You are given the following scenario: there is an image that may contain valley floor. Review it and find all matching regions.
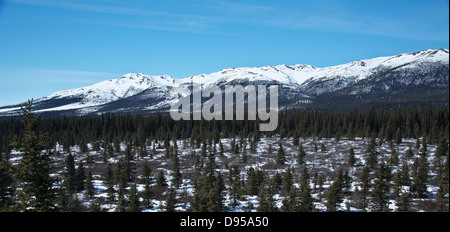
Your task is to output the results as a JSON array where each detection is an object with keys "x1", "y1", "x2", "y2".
[{"x1": 7, "y1": 135, "x2": 447, "y2": 212}]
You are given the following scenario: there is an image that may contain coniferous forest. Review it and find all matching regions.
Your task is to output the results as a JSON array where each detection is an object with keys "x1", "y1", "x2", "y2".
[{"x1": 0, "y1": 101, "x2": 448, "y2": 212}]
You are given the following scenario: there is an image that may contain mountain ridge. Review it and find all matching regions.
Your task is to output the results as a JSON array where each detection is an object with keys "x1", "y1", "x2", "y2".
[{"x1": 0, "y1": 49, "x2": 448, "y2": 117}]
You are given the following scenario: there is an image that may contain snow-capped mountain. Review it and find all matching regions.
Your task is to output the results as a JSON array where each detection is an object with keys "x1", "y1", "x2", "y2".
[
  {"x1": 0, "y1": 49, "x2": 448, "y2": 117},
  {"x1": 300, "y1": 48, "x2": 449, "y2": 96}
]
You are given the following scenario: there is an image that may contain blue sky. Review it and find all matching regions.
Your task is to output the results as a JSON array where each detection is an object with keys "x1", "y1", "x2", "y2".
[{"x1": 0, "y1": 0, "x2": 448, "y2": 106}]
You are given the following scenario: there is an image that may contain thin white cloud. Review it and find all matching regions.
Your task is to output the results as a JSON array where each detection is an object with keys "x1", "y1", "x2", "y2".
[
  {"x1": 6, "y1": 0, "x2": 449, "y2": 41},
  {"x1": 7, "y1": 0, "x2": 154, "y2": 16},
  {"x1": 7, "y1": 0, "x2": 228, "y2": 34}
]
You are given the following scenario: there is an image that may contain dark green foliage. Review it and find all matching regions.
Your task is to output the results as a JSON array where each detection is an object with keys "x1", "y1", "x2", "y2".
[
  {"x1": 0, "y1": 161, "x2": 14, "y2": 210},
  {"x1": 348, "y1": 148, "x2": 356, "y2": 167},
  {"x1": 104, "y1": 164, "x2": 116, "y2": 202},
  {"x1": 1, "y1": 107, "x2": 448, "y2": 153},
  {"x1": 366, "y1": 136, "x2": 379, "y2": 169},
  {"x1": 191, "y1": 170, "x2": 226, "y2": 212},
  {"x1": 86, "y1": 171, "x2": 95, "y2": 199},
  {"x1": 298, "y1": 167, "x2": 314, "y2": 212},
  {"x1": 165, "y1": 187, "x2": 177, "y2": 212},
  {"x1": 371, "y1": 162, "x2": 392, "y2": 212},
  {"x1": 172, "y1": 151, "x2": 182, "y2": 188},
  {"x1": 297, "y1": 143, "x2": 306, "y2": 165},
  {"x1": 156, "y1": 170, "x2": 167, "y2": 187},
  {"x1": 64, "y1": 152, "x2": 76, "y2": 193},
  {"x1": 246, "y1": 167, "x2": 265, "y2": 196},
  {"x1": 411, "y1": 154, "x2": 429, "y2": 198},
  {"x1": 276, "y1": 142, "x2": 286, "y2": 166},
  {"x1": 358, "y1": 166, "x2": 371, "y2": 212},
  {"x1": 75, "y1": 160, "x2": 86, "y2": 192},
  {"x1": 0, "y1": 105, "x2": 448, "y2": 212},
  {"x1": 128, "y1": 184, "x2": 140, "y2": 212},
  {"x1": 326, "y1": 172, "x2": 344, "y2": 212},
  {"x1": 13, "y1": 100, "x2": 55, "y2": 211}
]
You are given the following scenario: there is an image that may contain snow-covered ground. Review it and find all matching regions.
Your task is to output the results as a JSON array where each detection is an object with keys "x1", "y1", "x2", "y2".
[{"x1": 7, "y1": 135, "x2": 444, "y2": 212}]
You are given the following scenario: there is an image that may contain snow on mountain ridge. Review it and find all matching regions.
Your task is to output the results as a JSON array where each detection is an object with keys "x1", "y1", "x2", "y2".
[{"x1": 0, "y1": 49, "x2": 447, "y2": 116}]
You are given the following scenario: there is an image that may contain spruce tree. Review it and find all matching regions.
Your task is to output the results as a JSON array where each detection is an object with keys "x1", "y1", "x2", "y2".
[
  {"x1": 104, "y1": 164, "x2": 116, "y2": 202},
  {"x1": 208, "y1": 172, "x2": 226, "y2": 212},
  {"x1": 297, "y1": 143, "x2": 306, "y2": 165},
  {"x1": 86, "y1": 170, "x2": 95, "y2": 199},
  {"x1": 141, "y1": 162, "x2": 154, "y2": 208},
  {"x1": 0, "y1": 161, "x2": 14, "y2": 210},
  {"x1": 64, "y1": 152, "x2": 76, "y2": 193},
  {"x1": 281, "y1": 187, "x2": 299, "y2": 212},
  {"x1": 165, "y1": 187, "x2": 177, "y2": 212},
  {"x1": 348, "y1": 148, "x2": 356, "y2": 167},
  {"x1": 358, "y1": 166, "x2": 371, "y2": 212},
  {"x1": 371, "y1": 162, "x2": 392, "y2": 212},
  {"x1": 156, "y1": 170, "x2": 167, "y2": 187},
  {"x1": 326, "y1": 178, "x2": 343, "y2": 212},
  {"x1": 257, "y1": 183, "x2": 275, "y2": 212},
  {"x1": 128, "y1": 184, "x2": 140, "y2": 212},
  {"x1": 281, "y1": 168, "x2": 293, "y2": 196},
  {"x1": 172, "y1": 152, "x2": 182, "y2": 188},
  {"x1": 276, "y1": 142, "x2": 286, "y2": 166},
  {"x1": 14, "y1": 100, "x2": 54, "y2": 211},
  {"x1": 366, "y1": 136, "x2": 379, "y2": 169},
  {"x1": 411, "y1": 155, "x2": 428, "y2": 198},
  {"x1": 298, "y1": 167, "x2": 314, "y2": 212},
  {"x1": 75, "y1": 160, "x2": 86, "y2": 192},
  {"x1": 396, "y1": 192, "x2": 412, "y2": 212}
]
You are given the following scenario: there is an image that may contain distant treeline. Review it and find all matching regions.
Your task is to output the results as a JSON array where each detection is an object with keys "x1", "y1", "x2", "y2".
[{"x1": 0, "y1": 106, "x2": 448, "y2": 154}]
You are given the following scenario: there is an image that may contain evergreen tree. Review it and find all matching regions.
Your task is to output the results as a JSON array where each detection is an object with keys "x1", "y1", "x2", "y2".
[
  {"x1": 208, "y1": 172, "x2": 226, "y2": 212},
  {"x1": 141, "y1": 162, "x2": 153, "y2": 209},
  {"x1": 281, "y1": 168, "x2": 293, "y2": 196},
  {"x1": 0, "y1": 161, "x2": 14, "y2": 210},
  {"x1": 172, "y1": 152, "x2": 182, "y2": 188},
  {"x1": 86, "y1": 171, "x2": 95, "y2": 199},
  {"x1": 326, "y1": 177, "x2": 343, "y2": 212},
  {"x1": 389, "y1": 148, "x2": 399, "y2": 167},
  {"x1": 411, "y1": 155, "x2": 428, "y2": 198},
  {"x1": 276, "y1": 142, "x2": 286, "y2": 166},
  {"x1": 358, "y1": 166, "x2": 371, "y2": 212},
  {"x1": 297, "y1": 143, "x2": 307, "y2": 165},
  {"x1": 104, "y1": 164, "x2": 116, "y2": 202},
  {"x1": 348, "y1": 148, "x2": 356, "y2": 167},
  {"x1": 406, "y1": 146, "x2": 415, "y2": 159},
  {"x1": 219, "y1": 140, "x2": 224, "y2": 156},
  {"x1": 394, "y1": 128, "x2": 402, "y2": 144},
  {"x1": 298, "y1": 167, "x2": 314, "y2": 212},
  {"x1": 75, "y1": 160, "x2": 86, "y2": 192},
  {"x1": 257, "y1": 182, "x2": 275, "y2": 212},
  {"x1": 396, "y1": 192, "x2": 412, "y2": 212},
  {"x1": 64, "y1": 152, "x2": 76, "y2": 193},
  {"x1": 246, "y1": 167, "x2": 264, "y2": 196},
  {"x1": 371, "y1": 162, "x2": 392, "y2": 212},
  {"x1": 366, "y1": 136, "x2": 379, "y2": 169},
  {"x1": 436, "y1": 154, "x2": 449, "y2": 211},
  {"x1": 127, "y1": 184, "x2": 140, "y2": 212},
  {"x1": 165, "y1": 187, "x2": 177, "y2": 212},
  {"x1": 281, "y1": 187, "x2": 299, "y2": 212},
  {"x1": 156, "y1": 170, "x2": 167, "y2": 187},
  {"x1": 14, "y1": 100, "x2": 54, "y2": 211},
  {"x1": 228, "y1": 165, "x2": 242, "y2": 206}
]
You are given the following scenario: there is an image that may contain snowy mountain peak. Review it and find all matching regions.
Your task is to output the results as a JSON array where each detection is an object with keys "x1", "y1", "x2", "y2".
[
  {"x1": 120, "y1": 73, "x2": 177, "y2": 87},
  {"x1": 0, "y1": 49, "x2": 447, "y2": 117}
]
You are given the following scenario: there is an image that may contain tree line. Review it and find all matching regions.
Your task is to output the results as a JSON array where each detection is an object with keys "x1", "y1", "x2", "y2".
[
  {"x1": 1, "y1": 106, "x2": 448, "y2": 156},
  {"x1": 0, "y1": 102, "x2": 448, "y2": 212}
]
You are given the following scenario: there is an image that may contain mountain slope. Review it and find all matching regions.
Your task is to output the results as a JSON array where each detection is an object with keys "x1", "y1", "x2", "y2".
[{"x1": 0, "y1": 49, "x2": 448, "y2": 117}]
